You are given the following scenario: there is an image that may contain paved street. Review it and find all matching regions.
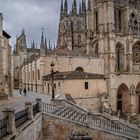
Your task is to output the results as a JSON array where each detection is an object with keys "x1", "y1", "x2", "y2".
[{"x1": 0, "y1": 90, "x2": 51, "y2": 119}]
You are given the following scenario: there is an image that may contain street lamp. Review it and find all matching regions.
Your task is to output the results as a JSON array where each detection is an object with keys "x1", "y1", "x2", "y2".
[{"x1": 50, "y1": 62, "x2": 55, "y2": 99}]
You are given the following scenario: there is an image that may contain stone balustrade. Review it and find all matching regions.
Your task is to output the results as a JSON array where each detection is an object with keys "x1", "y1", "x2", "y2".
[{"x1": 42, "y1": 101, "x2": 139, "y2": 140}]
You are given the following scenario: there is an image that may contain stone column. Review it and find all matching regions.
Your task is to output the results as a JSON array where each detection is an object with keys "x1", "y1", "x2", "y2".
[
  {"x1": 25, "y1": 102, "x2": 33, "y2": 120},
  {"x1": 36, "y1": 98, "x2": 42, "y2": 112},
  {"x1": 2, "y1": 108, "x2": 16, "y2": 135}
]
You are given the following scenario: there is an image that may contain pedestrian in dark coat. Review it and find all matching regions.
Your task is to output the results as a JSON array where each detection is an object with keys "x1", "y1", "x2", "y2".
[{"x1": 23, "y1": 88, "x2": 27, "y2": 96}]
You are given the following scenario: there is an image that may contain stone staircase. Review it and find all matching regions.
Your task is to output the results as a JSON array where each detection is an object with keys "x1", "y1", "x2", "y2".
[
  {"x1": 42, "y1": 103, "x2": 86, "y2": 124},
  {"x1": 42, "y1": 102, "x2": 139, "y2": 140}
]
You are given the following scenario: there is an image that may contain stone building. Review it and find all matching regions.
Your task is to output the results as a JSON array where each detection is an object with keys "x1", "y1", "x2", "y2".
[
  {"x1": 20, "y1": 0, "x2": 140, "y2": 117},
  {"x1": 0, "y1": 13, "x2": 12, "y2": 99},
  {"x1": 13, "y1": 30, "x2": 40, "y2": 89}
]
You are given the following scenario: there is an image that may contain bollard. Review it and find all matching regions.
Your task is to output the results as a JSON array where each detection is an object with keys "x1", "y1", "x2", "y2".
[
  {"x1": 25, "y1": 102, "x2": 33, "y2": 120},
  {"x1": 36, "y1": 98, "x2": 42, "y2": 112},
  {"x1": 3, "y1": 108, "x2": 16, "y2": 135}
]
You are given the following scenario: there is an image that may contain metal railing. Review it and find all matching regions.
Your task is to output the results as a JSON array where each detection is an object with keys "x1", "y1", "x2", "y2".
[
  {"x1": 0, "y1": 118, "x2": 8, "y2": 138},
  {"x1": 33, "y1": 103, "x2": 39, "y2": 116},
  {"x1": 15, "y1": 108, "x2": 28, "y2": 128}
]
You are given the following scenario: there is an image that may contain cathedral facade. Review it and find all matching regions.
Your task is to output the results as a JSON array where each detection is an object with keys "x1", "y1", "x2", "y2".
[{"x1": 18, "y1": 0, "x2": 140, "y2": 117}]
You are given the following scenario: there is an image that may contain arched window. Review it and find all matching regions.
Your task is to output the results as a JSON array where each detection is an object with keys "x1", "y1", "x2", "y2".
[
  {"x1": 132, "y1": 42, "x2": 140, "y2": 64},
  {"x1": 38, "y1": 69, "x2": 40, "y2": 80},
  {"x1": 75, "y1": 67, "x2": 84, "y2": 72},
  {"x1": 116, "y1": 43, "x2": 124, "y2": 72}
]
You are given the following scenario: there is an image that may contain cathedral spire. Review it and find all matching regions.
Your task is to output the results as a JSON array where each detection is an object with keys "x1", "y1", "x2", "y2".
[
  {"x1": 54, "y1": 42, "x2": 56, "y2": 50},
  {"x1": 32, "y1": 40, "x2": 35, "y2": 49},
  {"x1": 60, "y1": 0, "x2": 64, "y2": 17},
  {"x1": 64, "y1": 0, "x2": 68, "y2": 15},
  {"x1": 49, "y1": 40, "x2": 51, "y2": 50},
  {"x1": 72, "y1": 0, "x2": 77, "y2": 14},
  {"x1": 82, "y1": 0, "x2": 86, "y2": 14},
  {"x1": 87, "y1": 0, "x2": 91, "y2": 11},
  {"x1": 45, "y1": 37, "x2": 47, "y2": 50},
  {"x1": 40, "y1": 28, "x2": 45, "y2": 50},
  {"x1": 79, "y1": 2, "x2": 82, "y2": 14}
]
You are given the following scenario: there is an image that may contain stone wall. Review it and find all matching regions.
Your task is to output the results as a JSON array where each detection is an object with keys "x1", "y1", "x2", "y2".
[
  {"x1": 42, "y1": 114, "x2": 131, "y2": 140},
  {"x1": 2, "y1": 111, "x2": 43, "y2": 140},
  {"x1": 16, "y1": 113, "x2": 42, "y2": 140}
]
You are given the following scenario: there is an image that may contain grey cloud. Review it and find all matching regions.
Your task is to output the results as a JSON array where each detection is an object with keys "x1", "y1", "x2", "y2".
[{"x1": 0, "y1": 0, "x2": 85, "y2": 48}]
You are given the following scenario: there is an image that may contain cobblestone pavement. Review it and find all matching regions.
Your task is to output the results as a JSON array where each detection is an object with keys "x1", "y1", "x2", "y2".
[{"x1": 0, "y1": 90, "x2": 51, "y2": 119}]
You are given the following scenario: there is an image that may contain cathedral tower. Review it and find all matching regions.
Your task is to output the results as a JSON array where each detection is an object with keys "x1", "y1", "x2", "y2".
[{"x1": 57, "y1": 0, "x2": 86, "y2": 51}]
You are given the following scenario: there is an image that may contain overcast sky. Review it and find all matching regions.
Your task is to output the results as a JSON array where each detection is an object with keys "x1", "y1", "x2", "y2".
[{"x1": 0, "y1": 0, "x2": 83, "y2": 48}]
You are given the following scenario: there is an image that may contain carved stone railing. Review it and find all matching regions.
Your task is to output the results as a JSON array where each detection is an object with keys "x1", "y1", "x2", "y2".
[
  {"x1": 88, "y1": 113, "x2": 139, "y2": 140},
  {"x1": 42, "y1": 102, "x2": 139, "y2": 140},
  {"x1": 42, "y1": 102, "x2": 86, "y2": 124}
]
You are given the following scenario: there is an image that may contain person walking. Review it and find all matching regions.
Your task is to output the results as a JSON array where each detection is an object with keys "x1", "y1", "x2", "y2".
[
  {"x1": 19, "y1": 88, "x2": 22, "y2": 95},
  {"x1": 23, "y1": 88, "x2": 27, "y2": 96}
]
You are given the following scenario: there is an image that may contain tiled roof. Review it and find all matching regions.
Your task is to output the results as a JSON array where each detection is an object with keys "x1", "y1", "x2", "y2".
[{"x1": 43, "y1": 71, "x2": 107, "y2": 81}]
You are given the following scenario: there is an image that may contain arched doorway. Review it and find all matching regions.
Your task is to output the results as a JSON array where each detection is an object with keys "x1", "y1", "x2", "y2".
[
  {"x1": 136, "y1": 82, "x2": 140, "y2": 113},
  {"x1": 117, "y1": 84, "x2": 130, "y2": 114}
]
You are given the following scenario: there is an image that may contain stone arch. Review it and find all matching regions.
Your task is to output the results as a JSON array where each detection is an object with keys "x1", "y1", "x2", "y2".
[
  {"x1": 117, "y1": 83, "x2": 130, "y2": 114},
  {"x1": 75, "y1": 67, "x2": 84, "y2": 72},
  {"x1": 116, "y1": 42, "x2": 124, "y2": 72}
]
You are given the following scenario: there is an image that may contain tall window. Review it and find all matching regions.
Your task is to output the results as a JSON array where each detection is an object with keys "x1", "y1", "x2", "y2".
[
  {"x1": 116, "y1": 43, "x2": 124, "y2": 72},
  {"x1": 38, "y1": 69, "x2": 40, "y2": 80},
  {"x1": 78, "y1": 35, "x2": 81, "y2": 44},
  {"x1": 95, "y1": 11, "x2": 98, "y2": 31},
  {"x1": 85, "y1": 82, "x2": 88, "y2": 90},
  {"x1": 118, "y1": 9, "x2": 122, "y2": 32},
  {"x1": 77, "y1": 21, "x2": 81, "y2": 30},
  {"x1": 32, "y1": 71, "x2": 34, "y2": 81},
  {"x1": 48, "y1": 83, "x2": 50, "y2": 93},
  {"x1": 95, "y1": 43, "x2": 98, "y2": 55}
]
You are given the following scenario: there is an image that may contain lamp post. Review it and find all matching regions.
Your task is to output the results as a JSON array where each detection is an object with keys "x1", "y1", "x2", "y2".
[{"x1": 50, "y1": 62, "x2": 55, "y2": 99}]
